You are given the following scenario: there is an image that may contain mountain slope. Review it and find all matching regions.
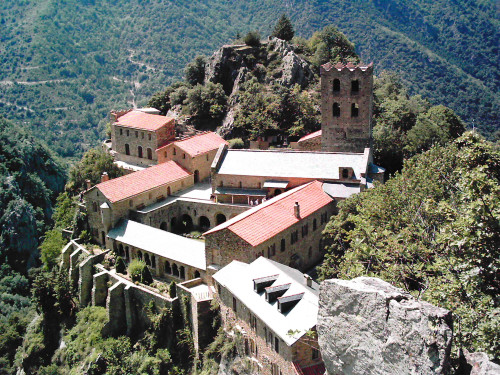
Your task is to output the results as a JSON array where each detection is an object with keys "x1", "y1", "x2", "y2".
[{"x1": 0, "y1": 0, "x2": 497, "y2": 158}]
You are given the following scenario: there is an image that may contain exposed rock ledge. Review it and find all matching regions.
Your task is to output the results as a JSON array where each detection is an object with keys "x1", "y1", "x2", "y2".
[{"x1": 318, "y1": 277, "x2": 453, "y2": 375}]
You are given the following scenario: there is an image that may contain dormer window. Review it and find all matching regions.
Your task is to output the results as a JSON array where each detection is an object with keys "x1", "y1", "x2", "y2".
[
  {"x1": 253, "y1": 275, "x2": 279, "y2": 293},
  {"x1": 277, "y1": 293, "x2": 304, "y2": 313},
  {"x1": 265, "y1": 283, "x2": 291, "y2": 303}
]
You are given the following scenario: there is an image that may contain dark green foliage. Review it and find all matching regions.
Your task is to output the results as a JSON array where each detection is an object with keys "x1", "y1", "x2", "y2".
[
  {"x1": 39, "y1": 229, "x2": 65, "y2": 270},
  {"x1": 228, "y1": 138, "x2": 245, "y2": 149},
  {"x1": 184, "y1": 56, "x2": 206, "y2": 86},
  {"x1": 115, "y1": 256, "x2": 126, "y2": 274},
  {"x1": 372, "y1": 73, "x2": 465, "y2": 175},
  {"x1": 308, "y1": 25, "x2": 358, "y2": 66},
  {"x1": 272, "y1": 14, "x2": 294, "y2": 41},
  {"x1": 243, "y1": 31, "x2": 261, "y2": 47},
  {"x1": 141, "y1": 265, "x2": 153, "y2": 286},
  {"x1": 233, "y1": 79, "x2": 319, "y2": 140},
  {"x1": 66, "y1": 147, "x2": 123, "y2": 194},
  {"x1": 128, "y1": 259, "x2": 146, "y2": 282},
  {"x1": 185, "y1": 82, "x2": 227, "y2": 123},
  {"x1": 319, "y1": 132, "x2": 499, "y2": 360},
  {"x1": 168, "y1": 281, "x2": 176, "y2": 298}
]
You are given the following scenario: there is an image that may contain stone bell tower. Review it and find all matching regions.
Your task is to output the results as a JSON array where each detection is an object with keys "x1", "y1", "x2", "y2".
[{"x1": 320, "y1": 62, "x2": 373, "y2": 153}]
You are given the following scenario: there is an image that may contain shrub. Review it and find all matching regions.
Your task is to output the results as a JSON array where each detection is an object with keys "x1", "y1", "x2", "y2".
[
  {"x1": 128, "y1": 260, "x2": 146, "y2": 282},
  {"x1": 115, "y1": 256, "x2": 126, "y2": 274},
  {"x1": 228, "y1": 138, "x2": 245, "y2": 149},
  {"x1": 168, "y1": 281, "x2": 176, "y2": 298},
  {"x1": 141, "y1": 266, "x2": 153, "y2": 286},
  {"x1": 243, "y1": 31, "x2": 261, "y2": 47}
]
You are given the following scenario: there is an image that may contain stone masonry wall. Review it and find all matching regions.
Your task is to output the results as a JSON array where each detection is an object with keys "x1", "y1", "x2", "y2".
[{"x1": 321, "y1": 64, "x2": 373, "y2": 153}]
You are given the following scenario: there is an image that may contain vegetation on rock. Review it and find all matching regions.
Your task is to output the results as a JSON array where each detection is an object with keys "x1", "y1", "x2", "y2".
[{"x1": 319, "y1": 132, "x2": 500, "y2": 361}]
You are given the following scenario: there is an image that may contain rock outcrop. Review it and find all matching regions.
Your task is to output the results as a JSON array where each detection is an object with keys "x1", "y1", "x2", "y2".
[
  {"x1": 318, "y1": 277, "x2": 453, "y2": 375},
  {"x1": 463, "y1": 350, "x2": 500, "y2": 375}
]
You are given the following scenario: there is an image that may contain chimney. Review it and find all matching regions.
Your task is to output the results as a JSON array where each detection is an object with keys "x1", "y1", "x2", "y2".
[
  {"x1": 304, "y1": 274, "x2": 312, "y2": 288},
  {"x1": 85, "y1": 179, "x2": 91, "y2": 190},
  {"x1": 101, "y1": 172, "x2": 109, "y2": 183},
  {"x1": 294, "y1": 202, "x2": 300, "y2": 219}
]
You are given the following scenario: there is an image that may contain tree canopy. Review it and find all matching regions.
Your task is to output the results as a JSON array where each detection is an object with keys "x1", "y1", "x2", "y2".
[
  {"x1": 319, "y1": 132, "x2": 500, "y2": 360},
  {"x1": 272, "y1": 14, "x2": 294, "y2": 41}
]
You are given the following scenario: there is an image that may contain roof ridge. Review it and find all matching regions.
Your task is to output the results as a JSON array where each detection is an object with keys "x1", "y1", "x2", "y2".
[{"x1": 203, "y1": 181, "x2": 319, "y2": 236}]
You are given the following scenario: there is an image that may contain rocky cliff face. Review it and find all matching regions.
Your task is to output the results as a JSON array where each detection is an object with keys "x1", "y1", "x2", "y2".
[
  {"x1": 317, "y1": 277, "x2": 453, "y2": 375},
  {"x1": 205, "y1": 38, "x2": 316, "y2": 136}
]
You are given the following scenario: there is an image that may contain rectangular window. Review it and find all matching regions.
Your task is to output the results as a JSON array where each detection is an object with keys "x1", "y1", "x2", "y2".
[
  {"x1": 302, "y1": 224, "x2": 309, "y2": 238},
  {"x1": 274, "y1": 337, "x2": 279, "y2": 353},
  {"x1": 250, "y1": 314, "x2": 257, "y2": 331},
  {"x1": 135, "y1": 131, "x2": 138, "y2": 138},
  {"x1": 232, "y1": 297, "x2": 237, "y2": 312},
  {"x1": 119, "y1": 128, "x2": 123, "y2": 135},
  {"x1": 148, "y1": 133, "x2": 152, "y2": 141},
  {"x1": 291, "y1": 230, "x2": 298, "y2": 244},
  {"x1": 312, "y1": 347, "x2": 320, "y2": 359}
]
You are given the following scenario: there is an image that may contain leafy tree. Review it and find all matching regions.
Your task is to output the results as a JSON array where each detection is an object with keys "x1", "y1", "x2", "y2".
[
  {"x1": 185, "y1": 82, "x2": 227, "y2": 122},
  {"x1": 308, "y1": 25, "x2": 358, "y2": 66},
  {"x1": 115, "y1": 256, "x2": 126, "y2": 274},
  {"x1": 141, "y1": 265, "x2": 153, "y2": 285},
  {"x1": 128, "y1": 260, "x2": 146, "y2": 282},
  {"x1": 243, "y1": 31, "x2": 261, "y2": 47},
  {"x1": 39, "y1": 229, "x2": 65, "y2": 270},
  {"x1": 66, "y1": 148, "x2": 123, "y2": 194},
  {"x1": 184, "y1": 55, "x2": 206, "y2": 86},
  {"x1": 272, "y1": 14, "x2": 294, "y2": 41},
  {"x1": 319, "y1": 132, "x2": 500, "y2": 360}
]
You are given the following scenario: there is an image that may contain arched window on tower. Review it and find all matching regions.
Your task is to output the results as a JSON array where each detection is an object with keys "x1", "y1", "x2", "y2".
[
  {"x1": 333, "y1": 79, "x2": 340, "y2": 93},
  {"x1": 351, "y1": 80, "x2": 360, "y2": 93},
  {"x1": 351, "y1": 103, "x2": 359, "y2": 117},
  {"x1": 332, "y1": 103, "x2": 340, "y2": 117}
]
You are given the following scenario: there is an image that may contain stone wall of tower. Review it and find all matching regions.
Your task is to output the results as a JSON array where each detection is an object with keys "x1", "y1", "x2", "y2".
[{"x1": 321, "y1": 62, "x2": 373, "y2": 153}]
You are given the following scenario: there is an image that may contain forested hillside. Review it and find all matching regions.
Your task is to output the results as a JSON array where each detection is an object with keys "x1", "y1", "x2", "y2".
[{"x1": 0, "y1": 0, "x2": 497, "y2": 159}]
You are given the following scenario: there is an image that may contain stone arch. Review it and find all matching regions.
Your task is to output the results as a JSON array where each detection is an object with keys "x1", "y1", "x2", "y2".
[
  {"x1": 138, "y1": 146, "x2": 143, "y2": 158},
  {"x1": 160, "y1": 222, "x2": 168, "y2": 231},
  {"x1": 118, "y1": 244, "x2": 124, "y2": 257},
  {"x1": 170, "y1": 217, "x2": 177, "y2": 233},
  {"x1": 125, "y1": 144, "x2": 130, "y2": 155},
  {"x1": 179, "y1": 214, "x2": 193, "y2": 233},
  {"x1": 144, "y1": 253, "x2": 151, "y2": 266},
  {"x1": 216, "y1": 213, "x2": 226, "y2": 226},
  {"x1": 194, "y1": 270, "x2": 201, "y2": 279},
  {"x1": 194, "y1": 170, "x2": 200, "y2": 183},
  {"x1": 125, "y1": 246, "x2": 130, "y2": 260},
  {"x1": 137, "y1": 251, "x2": 143, "y2": 261},
  {"x1": 332, "y1": 103, "x2": 340, "y2": 117},
  {"x1": 172, "y1": 264, "x2": 179, "y2": 277},
  {"x1": 165, "y1": 261, "x2": 172, "y2": 274},
  {"x1": 151, "y1": 255, "x2": 156, "y2": 268},
  {"x1": 147, "y1": 148, "x2": 153, "y2": 160},
  {"x1": 333, "y1": 78, "x2": 340, "y2": 92},
  {"x1": 180, "y1": 266, "x2": 185, "y2": 280},
  {"x1": 199, "y1": 216, "x2": 210, "y2": 231}
]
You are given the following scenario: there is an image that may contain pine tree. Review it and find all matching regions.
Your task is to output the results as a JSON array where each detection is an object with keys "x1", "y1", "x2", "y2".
[{"x1": 272, "y1": 14, "x2": 294, "y2": 41}]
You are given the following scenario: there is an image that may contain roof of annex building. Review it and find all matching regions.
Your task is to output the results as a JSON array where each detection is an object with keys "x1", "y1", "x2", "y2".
[
  {"x1": 157, "y1": 132, "x2": 228, "y2": 156},
  {"x1": 204, "y1": 181, "x2": 333, "y2": 246},
  {"x1": 108, "y1": 220, "x2": 206, "y2": 270},
  {"x1": 94, "y1": 161, "x2": 191, "y2": 203},
  {"x1": 213, "y1": 257, "x2": 319, "y2": 346},
  {"x1": 114, "y1": 110, "x2": 174, "y2": 131},
  {"x1": 298, "y1": 129, "x2": 322, "y2": 143},
  {"x1": 216, "y1": 149, "x2": 368, "y2": 180}
]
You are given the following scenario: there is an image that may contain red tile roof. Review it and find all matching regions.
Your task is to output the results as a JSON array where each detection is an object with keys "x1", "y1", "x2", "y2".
[
  {"x1": 298, "y1": 130, "x2": 322, "y2": 143},
  {"x1": 115, "y1": 110, "x2": 174, "y2": 131},
  {"x1": 293, "y1": 362, "x2": 325, "y2": 375},
  {"x1": 173, "y1": 132, "x2": 228, "y2": 156},
  {"x1": 205, "y1": 181, "x2": 333, "y2": 246},
  {"x1": 95, "y1": 161, "x2": 191, "y2": 202}
]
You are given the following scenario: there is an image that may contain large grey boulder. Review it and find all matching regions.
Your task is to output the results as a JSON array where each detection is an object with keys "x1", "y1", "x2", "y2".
[
  {"x1": 278, "y1": 50, "x2": 314, "y2": 88},
  {"x1": 318, "y1": 277, "x2": 453, "y2": 375},
  {"x1": 464, "y1": 350, "x2": 500, "y2": 375}
]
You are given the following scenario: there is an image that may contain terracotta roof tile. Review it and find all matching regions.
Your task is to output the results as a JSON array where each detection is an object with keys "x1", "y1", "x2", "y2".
[
  {"x1": 95, "y1": 161, "x2": 191, "y2": 203},
  {"x1": 298, "y1": 130, "x2": 322, "y2": 143},
  {"x1": 205, "y1": 181, "x2": 333, "y2": 246},
  {"x1": 174, "y1": 132, "x2": 228, "y2": 156},
  {"x1": 115, "y1": 110, "x2": 174, "y2": 131}
]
